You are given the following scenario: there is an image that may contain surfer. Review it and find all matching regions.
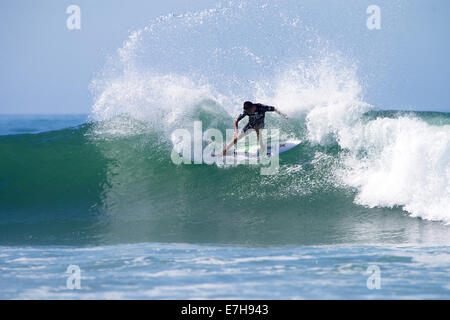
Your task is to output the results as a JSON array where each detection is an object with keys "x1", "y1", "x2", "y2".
[{"x1": 222, "y1": 101, "x2": 288, "y2": 155}]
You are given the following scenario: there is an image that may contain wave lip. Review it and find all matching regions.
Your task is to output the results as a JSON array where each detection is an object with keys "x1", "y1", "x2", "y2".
[{"x1": 340, "y1": 116, "x2": 450, "y2": 223}]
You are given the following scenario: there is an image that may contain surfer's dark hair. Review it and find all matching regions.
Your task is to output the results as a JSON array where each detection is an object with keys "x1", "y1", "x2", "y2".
[{"x1": 243, "y1": 101, "x2": 254, "y2": 110}]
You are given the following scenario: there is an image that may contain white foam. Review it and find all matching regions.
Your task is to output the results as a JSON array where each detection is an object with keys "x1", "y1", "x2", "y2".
[
  {"x1": 260, "y1": 57, "x2": 450, "y2": 223},
  {"x1": 340, "y1": 117, "x2": 450, "y2": 222},
  {"x1": 91, "y1": 71, "x2": 224, "y2": 136}
]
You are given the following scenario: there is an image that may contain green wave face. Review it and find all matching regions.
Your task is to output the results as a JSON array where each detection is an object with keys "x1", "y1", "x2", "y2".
[{"x1": 1, "y1": 110, "x2": 449, "y2": 246}]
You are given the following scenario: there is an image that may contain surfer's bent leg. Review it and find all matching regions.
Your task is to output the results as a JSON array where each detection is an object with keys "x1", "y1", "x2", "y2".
[
  {"x1": 222, "y1": 125, "x2": 249, "y2": 155},
  {"x1": 255, "y1": 124, "x2": 266, "y2": 153}
]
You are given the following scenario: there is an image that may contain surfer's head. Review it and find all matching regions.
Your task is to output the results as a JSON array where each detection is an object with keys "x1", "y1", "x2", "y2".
[{"x1": 243, "y1": 101, "x2": 256, "y2": 113}]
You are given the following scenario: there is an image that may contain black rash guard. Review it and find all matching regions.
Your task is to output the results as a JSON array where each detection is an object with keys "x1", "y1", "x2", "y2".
[{"x1": 236, "y1": 103, "x2": 275, "y2": 133}]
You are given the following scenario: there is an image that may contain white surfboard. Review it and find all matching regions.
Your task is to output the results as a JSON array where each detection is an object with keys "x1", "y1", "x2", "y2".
[
  {"x1": 210, "y1": 139, "x2": 300, "y2": 166},
  {"x1": 179, "y1": 138, "x2": 301, "y2": 164},
  {"x1": 232, "y1": 139, "x2": 301, "y2": 157}
]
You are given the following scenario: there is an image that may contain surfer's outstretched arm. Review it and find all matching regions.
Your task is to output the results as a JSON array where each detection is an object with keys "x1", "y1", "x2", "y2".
[
  {"x1": 274, "y1": 108, "x2": 289, "y2": 119},
  {"x1": 264, "y1": 104, "x2": 288, "y2": 119}
]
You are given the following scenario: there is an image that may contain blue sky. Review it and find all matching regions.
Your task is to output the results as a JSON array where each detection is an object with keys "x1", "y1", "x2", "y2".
[{"x1": 0, "y1": 0, "x2": 449, "y2": 114}]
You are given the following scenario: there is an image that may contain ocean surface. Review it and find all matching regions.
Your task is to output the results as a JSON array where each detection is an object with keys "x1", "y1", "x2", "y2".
[{"x1": 1, "y1": 1, "x2": 450, "y2": 299}]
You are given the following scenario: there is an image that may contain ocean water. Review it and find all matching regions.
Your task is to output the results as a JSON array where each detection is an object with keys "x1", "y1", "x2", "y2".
[
  {"x1": 1, "y1": 1, "x2": 450, "y2": 299},
  {"x1": 1, "y1": 243, "x2": 449, "y2": 299},
  {"x1": 0, "y1": 111, "x2": 449, "y2": 299},
  {"x1": 0, "y1": 115, "x2": 88, "y2": 136}
]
